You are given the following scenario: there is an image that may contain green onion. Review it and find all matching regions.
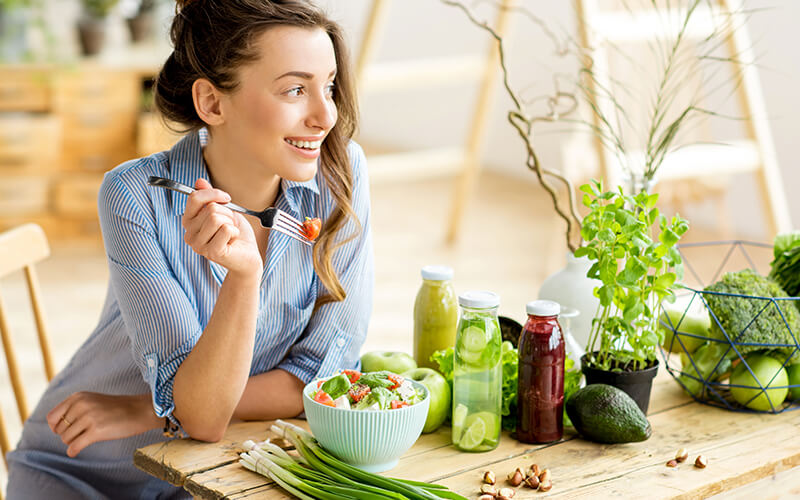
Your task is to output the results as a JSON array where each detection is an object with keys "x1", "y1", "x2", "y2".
[{"x1": 237, "y1": 420, "x2": 468, "y2": 500}]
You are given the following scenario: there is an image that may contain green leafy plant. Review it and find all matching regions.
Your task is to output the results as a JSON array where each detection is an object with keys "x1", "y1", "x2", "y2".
[
  {"x1": 576, "y1": 180, "x2": 689, "y2": 372},
  {"x1": 82, "y1": 0, "x2": 119, "y2": 18}
]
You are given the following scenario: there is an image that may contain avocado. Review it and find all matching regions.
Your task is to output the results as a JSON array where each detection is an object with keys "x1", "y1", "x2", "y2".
[{"x1": 566, "y1": 384, "x2": 652, "y2": 443}]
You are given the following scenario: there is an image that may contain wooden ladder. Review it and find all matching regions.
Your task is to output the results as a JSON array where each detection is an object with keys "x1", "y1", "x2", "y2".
[
  {"x1": 574, "y1": 0, "x2": 792, "y2": 237},
  {"x1": 355, "y1": 0, "x2": 515, "y2": 243}
]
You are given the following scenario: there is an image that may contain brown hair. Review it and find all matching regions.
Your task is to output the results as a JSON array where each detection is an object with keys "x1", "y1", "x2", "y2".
[{"x1": 155, "y1": 0, "x2": 360, "y2": 306}]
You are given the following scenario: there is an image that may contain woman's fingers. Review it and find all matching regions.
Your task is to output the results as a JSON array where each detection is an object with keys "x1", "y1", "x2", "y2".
[
  {"x1": 66, "y1": 431, "x2": 95, "y2": 458},
  {"x1": 188, "y1": 205, "x2": 236, "y2": 247},
  {"x1": 46, "y1": 393, "x2": 79, "y2": 432},
  {"x1": 59, "y1": 413, "x2": 88, "y2": 446},
  {"x1": 182, "y1": 178, "x2": 230, "y2": 221}
]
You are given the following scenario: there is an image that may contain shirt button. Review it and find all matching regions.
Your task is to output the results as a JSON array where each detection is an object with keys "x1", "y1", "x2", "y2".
[
  {"x1": 335, "y1": 337, "x2": 345, "y2": 348},
  {"x1": 147, "y1": 359, "x2": 155, "y2": 367}
]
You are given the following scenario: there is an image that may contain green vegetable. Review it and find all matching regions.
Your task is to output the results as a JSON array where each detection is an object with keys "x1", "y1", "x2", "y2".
[
  {"x1": 769, "y1": 231, "x2": 800, "y2": 303},
  {"x1": 704, "y1": 269, "x2": 800, "y2": 362},
  {"x1": 321, "y1": 373, "x2": 351, "y2": 401},
  {"x1": 678, "y1": 341, "x2": 734, "y2": 398},
  {"x1": 358, "y1": 371, "x2": 396, "y2": 390},
  {"x1": 238, "y1": 420, "x2": 467, "y2": 500},
  {"x1": 432, "y1": 341, "x2": 581, "y2": 431}
]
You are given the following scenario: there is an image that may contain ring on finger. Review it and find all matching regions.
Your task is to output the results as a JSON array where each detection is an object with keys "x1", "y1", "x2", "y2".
[{"x1": 61, "y1": 415, "x2": 73, "y2": 426}]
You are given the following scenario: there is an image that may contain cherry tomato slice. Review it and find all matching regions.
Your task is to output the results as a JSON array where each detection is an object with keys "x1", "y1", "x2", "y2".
[
  {"x1": 387, "y1": 374, "x2": 404, "y2": 391},
  {"x1": 343, "y1": 369, "x2": 361, "y2": 384},
  {"x1": 301, "y1": 217, "x2": 321, "y2": 241},
  {"x1": 313, "y1": 390, "x2": 335, "y2": 407},
  {"x1": 347, "y1": 384, "x2": 371, "y2": 403},
  {"x1": 390, "y1": 400, "x2": 410, "y2": 410}
]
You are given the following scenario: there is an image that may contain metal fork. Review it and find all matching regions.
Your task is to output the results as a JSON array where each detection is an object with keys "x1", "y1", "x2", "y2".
[{"x1": 147, "y1": 176, "x2": 312, "y2": 246}]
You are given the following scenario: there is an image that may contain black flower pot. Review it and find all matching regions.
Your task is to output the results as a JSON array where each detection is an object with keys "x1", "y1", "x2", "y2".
[
  {"x1": 126, "y1": 12, "x2": 154, "y2": 43},
  {"x1": 77, "y1": 17, "x2": 107, "y2": 56},
  {"x1": 581, "y1": 353, "x2": 659, "y2": 414}
]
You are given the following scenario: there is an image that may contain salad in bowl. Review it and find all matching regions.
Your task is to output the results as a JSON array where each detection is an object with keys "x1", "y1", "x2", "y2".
[{"x1": 309, "y1": 370, "x2": 425, "y2": 411}]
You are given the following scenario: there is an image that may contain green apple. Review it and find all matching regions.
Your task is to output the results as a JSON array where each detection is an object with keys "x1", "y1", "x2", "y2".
[
  {"x1": 360, "y1": 351, "x2": 417, "y2": 374},
  {"x1": 402, "y1": 367, "x2": 451, "y2": 433},
  {"x1": 730, "y1": 354, "x2": 788, "y2": 411},
  {"x1": 659, "y1": 302, "x2": 711, "y2": 354},
  {"x1": 787, "y1": 363, "x2": 800, "y2": 401}
]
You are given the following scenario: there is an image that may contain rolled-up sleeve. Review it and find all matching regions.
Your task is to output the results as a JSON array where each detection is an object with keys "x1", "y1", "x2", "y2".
[
  {"x1": 278, "y1": 143, "x2": 374, "y2": 383},
  {"x1": 98, "y1": 165, "x2": 201, "y2": 425}
]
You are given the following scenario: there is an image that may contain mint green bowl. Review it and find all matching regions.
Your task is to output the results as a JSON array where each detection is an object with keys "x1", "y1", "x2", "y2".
[{"x1": 302, "y1": 380, "x2": 430, "y2": 473}]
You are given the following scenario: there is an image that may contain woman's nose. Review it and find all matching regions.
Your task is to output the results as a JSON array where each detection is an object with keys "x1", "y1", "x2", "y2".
[{"x1": 307, "y1": 94, "x2": 337, "y2": 131}]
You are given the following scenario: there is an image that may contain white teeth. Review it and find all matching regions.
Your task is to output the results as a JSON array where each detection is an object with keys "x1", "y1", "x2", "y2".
[{"x1": 286, "y1": 138, "x2": 322, "y2": 150}]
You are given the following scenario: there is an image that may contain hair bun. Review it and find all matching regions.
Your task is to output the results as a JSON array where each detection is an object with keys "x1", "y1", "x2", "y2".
[{"x1": 176, "y1": 0, "x2": 197, "y2": 9}]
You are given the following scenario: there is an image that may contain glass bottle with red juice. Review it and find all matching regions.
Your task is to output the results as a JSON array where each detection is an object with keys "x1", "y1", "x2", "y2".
[{"x1": 517, "y1": 300, "x2": 565, "y2": 443}]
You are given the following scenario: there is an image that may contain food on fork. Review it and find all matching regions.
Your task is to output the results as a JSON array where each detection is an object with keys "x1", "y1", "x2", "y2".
[{"x1": 301, "y1": 217, "x2": 322, "y2": 241}]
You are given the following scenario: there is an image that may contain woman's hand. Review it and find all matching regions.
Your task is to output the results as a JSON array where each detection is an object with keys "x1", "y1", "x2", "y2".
[
  {"x1": 47, "y1": 392, "x2": 161, "y2": 458},
  {"x1": 182, "y1": 178, "x2": 262, "y2": 275}
]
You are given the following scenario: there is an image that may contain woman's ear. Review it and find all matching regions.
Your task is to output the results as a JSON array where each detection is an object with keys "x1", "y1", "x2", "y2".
[{"x1": 192, "y1": 78, "x2": 225, "y2": 126}]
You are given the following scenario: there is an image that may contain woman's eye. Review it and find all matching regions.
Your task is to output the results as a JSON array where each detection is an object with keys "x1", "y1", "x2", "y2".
[
  {"x1": 286, "y1": 87, "x2": 304, "y2": 97},
  {"x1": 325, "y1": 83, "x2": 336, "y2": 97}
]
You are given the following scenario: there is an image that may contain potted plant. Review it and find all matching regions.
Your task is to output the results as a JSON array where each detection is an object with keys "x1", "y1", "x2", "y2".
[
  {"x1": 439, "y1": 1, "x2": 747, "y2": 367},
  {"x1": 575, "y1": 180, "x2": 688, "y2": 413},
  {"x1": 126, "y1": 0, "x2": 159, "y2": 43},
  {"x1": 77, "y1": 0, "x2": 119, "y2": 56}
]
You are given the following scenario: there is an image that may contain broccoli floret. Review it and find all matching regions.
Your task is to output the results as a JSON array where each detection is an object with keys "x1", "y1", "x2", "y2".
[{"x1": 704, "y1": 269, "x2": 800, "y2": 361}]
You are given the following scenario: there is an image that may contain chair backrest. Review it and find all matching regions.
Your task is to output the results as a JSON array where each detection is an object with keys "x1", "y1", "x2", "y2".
[{"x1": 0, "y1": 223, "x2": 55, "y2": 467}]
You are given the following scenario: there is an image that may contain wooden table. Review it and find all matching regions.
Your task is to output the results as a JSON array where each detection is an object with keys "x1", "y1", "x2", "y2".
[{"x1": 134, "y1": 368, "x2": 800, "y2": 499}]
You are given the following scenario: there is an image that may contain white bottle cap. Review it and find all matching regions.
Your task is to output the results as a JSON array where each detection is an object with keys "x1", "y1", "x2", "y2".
[
  {"x1": 458, "y1": 291, "x2": 500, "y2": 309},
  {"x1": 421, "y1": 265, "x2": 453, "y2": 281},
  {"x1": 526, "y1": 300, "x2": 560, "y2": 317}
]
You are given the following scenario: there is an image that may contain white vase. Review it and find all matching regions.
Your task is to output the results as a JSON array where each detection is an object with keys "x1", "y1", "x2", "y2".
[{"x1": 538, "y1": 252, "x2": 601, "y2": 351}]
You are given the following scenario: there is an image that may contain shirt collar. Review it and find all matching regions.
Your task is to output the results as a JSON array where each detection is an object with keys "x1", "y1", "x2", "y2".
[{"x1": 166, "y1": 128, "x2": 320, "y2": 216}]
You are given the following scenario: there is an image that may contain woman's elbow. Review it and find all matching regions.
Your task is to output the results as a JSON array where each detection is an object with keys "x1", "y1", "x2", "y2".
[{"x1": 183, "y1": 420, "x2": 227, "y2": 442}]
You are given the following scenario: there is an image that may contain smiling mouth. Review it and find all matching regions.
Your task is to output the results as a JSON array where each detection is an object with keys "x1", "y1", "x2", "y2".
[{"x1": 285, "y1": 138, "x2": 323, "y2": 150}]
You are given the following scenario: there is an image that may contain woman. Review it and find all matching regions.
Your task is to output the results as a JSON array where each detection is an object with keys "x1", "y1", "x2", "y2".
[{"x1": 6, "y1": 0, "x2": 373, "y2": 498}]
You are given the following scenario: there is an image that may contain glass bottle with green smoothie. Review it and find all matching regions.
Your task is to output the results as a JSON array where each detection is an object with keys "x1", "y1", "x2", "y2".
[
  {"x1": 413, "y1": 265, "x2": 457, "y2": 370},
  {"x1": 452, "y1": 291, "x2": 502, "y2": 452}
]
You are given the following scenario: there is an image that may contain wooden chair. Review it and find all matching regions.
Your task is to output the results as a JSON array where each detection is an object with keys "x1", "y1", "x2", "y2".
[
  {"x1": 0, "y1": 223, "x2": 56, "y2": 467},
  {"x1": 574, "y1": 0, "x2": 792, "y2": 238},
  {"x1": 355, "y1": 0, "x2": 516, "y2": 243}
]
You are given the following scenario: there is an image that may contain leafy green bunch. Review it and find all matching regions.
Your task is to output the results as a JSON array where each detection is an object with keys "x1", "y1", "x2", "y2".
[
  {"x1": 769, "y1": 231, "x2": 800, "y2": 302},
  {"x1": 576, "y1": 180, "x2": 689, "y2": 371}
]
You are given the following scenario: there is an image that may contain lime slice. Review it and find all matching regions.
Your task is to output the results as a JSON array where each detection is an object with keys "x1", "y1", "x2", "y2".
[
  {"x1": 452, "y1": 403, "x2": 468, "y2": 440},
  {"x1": 461, "y1": 326, "x2": 487, "y2": 352},
  {"x1": 458, "y1": 417, "x2": 486, "y2": 450},
  {"x1": 464, "y1": 411, "x2": 499, "y2": 441}
]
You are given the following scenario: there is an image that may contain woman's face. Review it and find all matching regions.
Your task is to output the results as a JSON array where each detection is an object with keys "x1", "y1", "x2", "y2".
[{"x1": 221, "y1": 26, "x2": 338, "y2": 182}]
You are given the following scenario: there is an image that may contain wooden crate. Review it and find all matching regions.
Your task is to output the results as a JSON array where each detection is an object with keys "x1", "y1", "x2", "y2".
[
  {"x1": 0, "y1": 176, "x2": 50, "y2": 216},
  {"x1": 0, "y1": 114, "x2": 61, "y2": 174},
  {"x1": 0, "y1": 67, "x2": 51, "y2": 112},
  {"x1": 52, "y1": 175, "x2": 103, "y2": 217}
]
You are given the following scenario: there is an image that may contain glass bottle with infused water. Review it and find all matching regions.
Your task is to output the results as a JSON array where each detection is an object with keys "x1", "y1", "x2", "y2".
[
  {"x1": 413, "y1": 265, "x2": 458, "y2": 370},
  {"x1": 452, "y1": 291, "x2": 502, "y2": 452}
]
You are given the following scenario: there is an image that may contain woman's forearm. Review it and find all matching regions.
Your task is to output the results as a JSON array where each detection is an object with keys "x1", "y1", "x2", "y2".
[
  {"x1": 172, "y1": 269, "x2": 260, "y2": 441},
  {"x1": 234, "y1": 368, "x2": 305, "y2": 421}
]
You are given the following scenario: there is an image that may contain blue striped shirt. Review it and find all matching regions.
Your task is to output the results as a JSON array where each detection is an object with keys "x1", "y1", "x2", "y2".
[{"x1": 6, "y1": 130, "x2": 373, "y2": 499}]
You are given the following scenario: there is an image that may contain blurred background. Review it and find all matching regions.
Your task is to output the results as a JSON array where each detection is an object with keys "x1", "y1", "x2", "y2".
[{"x1": 0, "y1": 0, "x2": 798, "y2": 485}]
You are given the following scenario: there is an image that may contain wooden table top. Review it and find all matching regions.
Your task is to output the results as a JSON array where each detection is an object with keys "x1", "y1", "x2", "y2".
[{"x1": 134, "y1": 368, "x2": 800, "y2": 499}]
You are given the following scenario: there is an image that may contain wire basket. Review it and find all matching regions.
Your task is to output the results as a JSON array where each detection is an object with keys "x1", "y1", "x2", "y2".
[{"x1": 659, "y1": 241, "x2": 800, "y2": 413}]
